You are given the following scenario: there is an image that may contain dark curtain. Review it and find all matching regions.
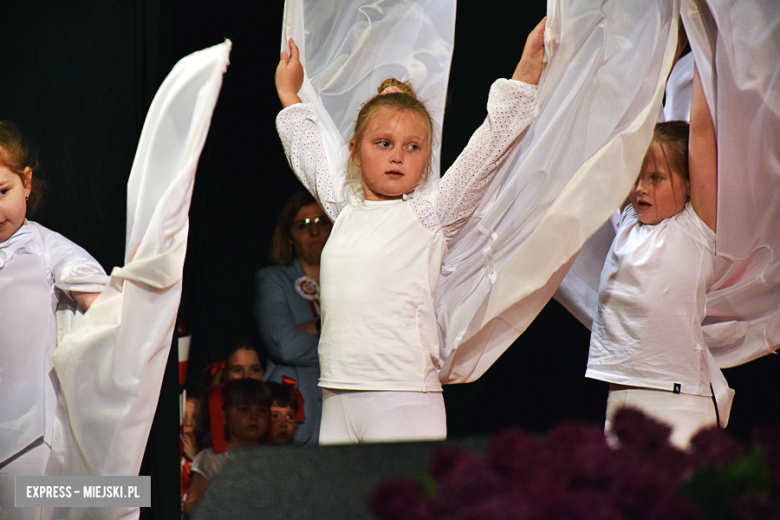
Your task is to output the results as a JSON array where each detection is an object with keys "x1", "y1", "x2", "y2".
[{"x1": 3, "y1": 1, "x2": 172, "y2": 265}]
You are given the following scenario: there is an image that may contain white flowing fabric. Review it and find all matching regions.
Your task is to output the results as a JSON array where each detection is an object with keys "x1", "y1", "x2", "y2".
[
  {"x1": 43, "y1": 41, "x2": 230, "y2": 520},
  {"x1": 282, "y1": 0, "x2": 681, "y2": 384},
  {"x1": 437, "y1": 0, "x2": 682, "y2": 383},
  {"x1": 555, "y1": 1, "x2": 780, "y2": 374},
  {"x1": 552, "y1": 50, "x2": 696, "y2": 331},
  {"x1": 682, "y1": 0, "x2": 780, "y2": 369}
]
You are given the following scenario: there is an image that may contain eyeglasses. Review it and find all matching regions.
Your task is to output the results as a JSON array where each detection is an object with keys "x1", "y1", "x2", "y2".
[{"x1": 292, "y1": 217, "x2": 333, "y2": 233}]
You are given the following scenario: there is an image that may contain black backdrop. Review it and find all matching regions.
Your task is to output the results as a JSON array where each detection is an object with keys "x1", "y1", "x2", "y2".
[{"x1": 4, "y1": 1, "x2": 778, "y2": 517}]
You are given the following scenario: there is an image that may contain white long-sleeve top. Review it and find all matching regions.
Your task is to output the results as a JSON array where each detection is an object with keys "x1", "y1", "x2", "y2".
[
  {"x1": 277, "y1": 79, "x2": 537, "y2": 391},
  {"x1": 0, "y1": 222, "x2": 107, "y2": 464},
  {"x1": 586, "y1": 204, "x2": 718, "y2": 397}
]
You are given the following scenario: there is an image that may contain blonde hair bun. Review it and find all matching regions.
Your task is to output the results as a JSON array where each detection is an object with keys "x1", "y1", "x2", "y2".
[{"x1": 377, "y1": 78, "x2": 417, "y2": 99}]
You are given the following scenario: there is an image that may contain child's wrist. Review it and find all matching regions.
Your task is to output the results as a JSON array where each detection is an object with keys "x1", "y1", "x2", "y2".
[
  {"x1": 511, "y1": 62, "x2": 542, "y2": 85},
  {"x1": 279, "y1": 92, "x2": 303, "y2": 108}
]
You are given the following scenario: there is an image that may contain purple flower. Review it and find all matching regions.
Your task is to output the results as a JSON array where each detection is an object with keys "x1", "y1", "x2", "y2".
[
  {"x1": 732, "y1": 494, "x2": 780, "y2": 520},
  {"x1": 611, "y1": 407, "x2": 673, "y2": 451},
  {"x1": 369, "y1": 423, "x2": 780, "y2": 520},
  {"x1": 445, "y1": 489, "x2": 536, "y2": 520},
  {"x1": 429, "y1": 447, "x2": 477, "y2": 481},
  {"x1": 647, "y1": 495, "x2": 704, "y2": 520},
  {"x1": 430, "y1": 448, "x2": 503, "y2": 512},
  {"x1": 543, "y1": 422, "x2": 615, "y2": 490},
  {"x1": 610, "y1": 464, "x2": 676, "y2": 519},
  {"x1": 559, "y1": 489, "x2": 623, "y2": 520},
  {"x1": 487, "y1": 427, "x2": 541, "y2": 483},
  {"x1": 370, "y1": 478, "x2": 432, "y2": 520},
  {"x1": 752, "y1": 427, "x2": 780, "y2": 487},
  {"x1": 690, "y1": 426, "x2": 745, "y2": 469}
]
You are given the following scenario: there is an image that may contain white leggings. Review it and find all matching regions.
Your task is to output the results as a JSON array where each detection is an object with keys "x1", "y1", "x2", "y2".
[
  {"x1": 0, "y1": 438, "x2": 50, "y2": 520},
  {"x1": 319, "y1": 389, "x2": 447, "y2": 445},
  {"x1": 605, "y1": 388, "x2": 718, "y2": 449}
]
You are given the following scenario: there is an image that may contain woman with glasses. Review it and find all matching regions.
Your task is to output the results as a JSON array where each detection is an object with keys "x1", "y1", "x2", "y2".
[{"x1": 254, "y1": 191, "x2": 332, "y2": 445}]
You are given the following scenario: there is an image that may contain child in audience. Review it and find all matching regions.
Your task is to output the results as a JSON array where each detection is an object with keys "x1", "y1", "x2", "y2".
[
  {"x1": 206, "y1": 334, "x2": 266, "y2": 384},
  {"x1": 183, "y1": 378, "x2": 272, "y2": 515},
  {"x1": 265, "y1": 381, "x2": 300, "y2": 445}
]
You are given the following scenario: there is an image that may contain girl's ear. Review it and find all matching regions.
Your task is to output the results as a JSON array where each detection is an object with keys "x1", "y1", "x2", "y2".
[
  {"x1": 349, "y1": 141, "x2": 360, "y2": 167},
  {"x1": 22, "y1": 167, "x2": 32, "y2": 196}
]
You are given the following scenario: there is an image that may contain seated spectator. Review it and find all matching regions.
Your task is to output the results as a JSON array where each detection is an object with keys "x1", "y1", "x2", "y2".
[
  {"x1": 181, "y1": 386, "x2": 207, "y2": 510},
  {"x1": 183, "y1": 379, "x2": 272, "y2": 516},
  {"x1": 202, "y1": 333, "x2": 268, "y2": 455},
  {"x1": 206, "y1": 333, "x2": 267, "y2": 384},
  {"x1": 255, "y1": 191, "x2": 331, "y2": 445},
  {"x1": 265, "y1": 380, "x2": 303, "y2": 445}
]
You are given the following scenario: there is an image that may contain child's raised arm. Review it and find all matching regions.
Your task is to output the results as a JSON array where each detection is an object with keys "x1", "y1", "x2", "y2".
[
  {"x1": 275, "y1": 38, "x2": 304, "y2": 107},
  {"x1": 688, "y1": 65, "x2": 718, "y2": 232},
  {"x1": 512, "y1": 17, "x2": 546, "y2": 85}
]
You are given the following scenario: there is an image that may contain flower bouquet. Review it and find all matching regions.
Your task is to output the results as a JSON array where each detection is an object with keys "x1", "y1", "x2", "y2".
[{"x1": 371, "y1": 408, "x2": 780, "y2": 520}]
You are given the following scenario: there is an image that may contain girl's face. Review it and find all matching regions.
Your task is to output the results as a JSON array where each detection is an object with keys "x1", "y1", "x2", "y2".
[
  {"x1": 226, "y1": 348, "x2": 264, "y2": 381},
  {"x1": 0, "y1": 165, "x2": 31, "y2": 243},
  {"x1": 629, "y1": 143, "x2": 689, "y2": 225},
  {"x1": 224, "y1": 403, "x2": 270, "y2": 447},
  {"x1": 268, "y1": 404, "x2": 297, "y2": 445},
  {"x1": 290, "y1": 202, "x2": 331, "y2": 267},
  {"x1": 351, "y1": 107, "x2": 430, "y2": 201}
]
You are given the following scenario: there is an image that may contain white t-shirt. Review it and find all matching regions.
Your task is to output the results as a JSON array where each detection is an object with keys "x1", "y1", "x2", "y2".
[
  {"x1": 0, "y1": 222, "x2": 107, "y2": 464},
  {"x1": 190, "y1": 448, "x2": 227, "y2": 481},
  {"x1": 586, "y1": 203, "x2": 717, "y2": 396},
  {"x1": 277, "y1": 79, "x2": 538, "y2": 392}
]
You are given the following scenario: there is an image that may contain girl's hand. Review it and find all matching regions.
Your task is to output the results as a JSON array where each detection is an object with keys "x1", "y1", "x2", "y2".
[
  {"x1": 512, "y1": 17, "x2": 546, "y2": 85},
  {"x1": 276, "y1": 38, "x2": 304, "y2": 107}
]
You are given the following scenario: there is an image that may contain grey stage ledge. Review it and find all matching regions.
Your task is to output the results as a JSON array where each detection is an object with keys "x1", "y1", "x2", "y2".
[{"x1": 193, "y1": 436, "x2": 490, "y2": 520}]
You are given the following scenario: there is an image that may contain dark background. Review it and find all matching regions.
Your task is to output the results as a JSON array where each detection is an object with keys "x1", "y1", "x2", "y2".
[{"x1": 4, "y1": 1, "x2": 778, "y2": 516}]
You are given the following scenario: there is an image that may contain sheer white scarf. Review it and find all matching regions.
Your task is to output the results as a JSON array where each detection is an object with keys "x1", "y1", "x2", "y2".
[{"x1": 43, "y1": 41, "x2": 230, "y2": 520}]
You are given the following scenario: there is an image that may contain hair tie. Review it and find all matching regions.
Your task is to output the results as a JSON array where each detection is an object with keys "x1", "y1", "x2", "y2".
[{"x1": 380, "y1": 86, "x2": 404, "y2": 96}]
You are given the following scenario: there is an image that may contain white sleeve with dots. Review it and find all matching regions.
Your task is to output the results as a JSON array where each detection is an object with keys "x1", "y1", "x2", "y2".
[
  {"x1": 436, "y1": 79, "x2": 538, "y2": 239},
  {"x1": 276, "y1": 104, "x2": 339, "y2": 222}
]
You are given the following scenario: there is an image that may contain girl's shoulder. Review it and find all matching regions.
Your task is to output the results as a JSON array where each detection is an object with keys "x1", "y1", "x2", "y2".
[
  {"x1": 25, "y1": 221, "x2": 108, "y2": 287},
  {"x1": 676, "y1": 202, "x2": 716, "y2": 245},
  {"x1": 26, "y1": 220, "x2": 90, "y2": 260},
  {"x1": 192, "y1": 447, "x2": 225, "y2": 467},
  {"x1": 621, "y1": 203, "x2": 715, "y2": 251},
  {"x1": 191, "y1": 448, "x2": 227, "y2": 479},
  {"x1": 27, "y1": 220, "x2": 70, "y2": 245}
]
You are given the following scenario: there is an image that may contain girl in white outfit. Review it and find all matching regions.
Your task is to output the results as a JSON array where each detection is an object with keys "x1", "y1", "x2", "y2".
[
  {"x1": 274, "y1": 20, "x2": 546, "y2": 444},
  {"x1": 586, "y1": 64, "x2": 720, "y2": 449},
  {"x1": 0, "y1": 122, "x2": 107, "y2": 520}
]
